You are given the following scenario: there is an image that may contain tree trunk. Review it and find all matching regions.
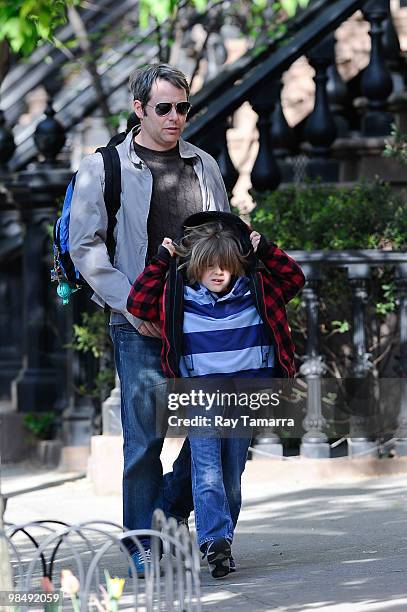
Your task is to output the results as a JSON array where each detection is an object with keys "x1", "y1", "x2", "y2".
[
  {"x1": 67, "y1": 5, "x2": 115, "y2": 137},
  {"x1": 0, "y1": 40, "x2": 11, "y2": 88}
]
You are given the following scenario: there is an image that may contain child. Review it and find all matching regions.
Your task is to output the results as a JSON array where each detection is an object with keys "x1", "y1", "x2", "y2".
[{"x1": 127, "y1": 211, "x2": 305, "y2": 578}]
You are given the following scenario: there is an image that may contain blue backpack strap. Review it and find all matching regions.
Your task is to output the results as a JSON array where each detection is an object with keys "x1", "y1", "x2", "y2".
[{"x1": 96, "y1": 145, "x2": 122, "y2": 265}]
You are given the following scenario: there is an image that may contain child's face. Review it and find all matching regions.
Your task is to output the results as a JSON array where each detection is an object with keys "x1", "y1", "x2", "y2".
[{"x1": 200, "y1": 265, "x2": 232, "y2": 293}]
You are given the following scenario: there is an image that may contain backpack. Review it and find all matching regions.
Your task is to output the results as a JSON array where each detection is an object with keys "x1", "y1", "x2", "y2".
[{"x1": 51, "y1": 144, "x2": 122, "y2": 305}]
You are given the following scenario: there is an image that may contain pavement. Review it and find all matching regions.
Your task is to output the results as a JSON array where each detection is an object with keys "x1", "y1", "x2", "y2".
[{"x1": 2, "y1": 459, "x2": 407, "y2": 611}]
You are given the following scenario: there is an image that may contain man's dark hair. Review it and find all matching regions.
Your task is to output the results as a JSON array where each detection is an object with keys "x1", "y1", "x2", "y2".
[{"x1": 128, "y1": 64, "x2": 190, "y2": 108}]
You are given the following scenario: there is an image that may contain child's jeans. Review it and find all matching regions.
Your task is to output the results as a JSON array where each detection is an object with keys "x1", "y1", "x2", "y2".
[
  {"x1": 189, "y1": 429, "x2": 251, "y2": 551},
  {"x1": 188, "y1": 369, "x2": 276, "y2": 552},
  {"x1": 188, "y1": 377, "x2": 252, "y2": 552}
]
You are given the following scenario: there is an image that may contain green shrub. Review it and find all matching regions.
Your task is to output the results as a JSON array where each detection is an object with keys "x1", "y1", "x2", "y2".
[
  {"x1": 71, "y1": 311, "x2": 110, "y2": 359},
  {"x1": 250, "y1": 180, "x2": 407, "y2": 250},
  {"x1": 383, "y1": 125, "x2": 407, "y2": 166},
  {"x1": 249, "y1": 180, "x2": 405, "y2": 378},
  {"x1": 24, "y1": 411, "x2": 57, "y2": 440},
  {"x1": 70, "y1": 311, "x2": 115, "y2": 403}
]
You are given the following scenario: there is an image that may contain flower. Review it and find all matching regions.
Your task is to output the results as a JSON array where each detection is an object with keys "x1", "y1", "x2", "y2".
[
  {"x1": 61, "y1": 569, "x2": 80, "y2": 596},
  {"x1": 109, "y1": 577, "x2": 125, "y2": 600}
]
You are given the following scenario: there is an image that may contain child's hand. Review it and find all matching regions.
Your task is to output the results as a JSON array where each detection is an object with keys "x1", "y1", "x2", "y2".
[
  {"x1": 162, "y1": 237, "x2": 176, "y2": 256},
  {"x1": 250, "y1": 231, "x2": 261, "y2": 253}
]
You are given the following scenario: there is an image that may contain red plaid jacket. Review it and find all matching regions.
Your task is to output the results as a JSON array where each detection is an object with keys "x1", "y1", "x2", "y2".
[{"x1": 127, "y1": 238, "x2": 305, "y2": 378}]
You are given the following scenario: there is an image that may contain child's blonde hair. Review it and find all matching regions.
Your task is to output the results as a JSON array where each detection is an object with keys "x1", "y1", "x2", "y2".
[{"x1": 173, "y1": 222, "x2": 248, "y2": 285}]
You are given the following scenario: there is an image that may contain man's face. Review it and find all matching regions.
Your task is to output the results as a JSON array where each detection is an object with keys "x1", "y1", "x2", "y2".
[{"x1": 133, "y1": 78, "x2": 189, "y2": 151}]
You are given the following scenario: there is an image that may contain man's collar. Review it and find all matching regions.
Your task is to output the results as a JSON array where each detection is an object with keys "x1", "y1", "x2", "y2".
[
  {"x1": 178, "y1": 138, "x2": 198, "y2": 159},
  {"x1": 125, "y1": 126, "x2": 198, "y2": 166}
]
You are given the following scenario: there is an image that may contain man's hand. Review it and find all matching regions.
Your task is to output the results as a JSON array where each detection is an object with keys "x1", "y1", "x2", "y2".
[
  {"x1": 137, "y1": 320, "x2": 162, "y2": 338},
  {"x1": 250, "y1": 231, "x2": 261, "y2": 253},
  {"x1": 162, "y1": 237, "x2": 176, "y2": 256}
]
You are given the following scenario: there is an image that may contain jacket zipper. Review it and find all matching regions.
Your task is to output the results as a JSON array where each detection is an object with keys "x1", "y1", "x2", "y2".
[{"x1": 162, "y1": 283, "x2": 176, "y2": 378}]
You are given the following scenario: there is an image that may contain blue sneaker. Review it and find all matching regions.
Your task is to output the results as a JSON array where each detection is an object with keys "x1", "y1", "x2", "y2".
[
  {"x1": 229, "y1": 555, "x2": 236, "y2": 573},
  {"x1": 129, "y1": 548, "x2": 164, "y2": 578},
  {"x1": 128, "y1": 549, "x2": 151, "y2": 578}
]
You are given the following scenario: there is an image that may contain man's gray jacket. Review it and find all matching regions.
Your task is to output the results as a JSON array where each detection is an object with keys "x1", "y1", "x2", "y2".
[{"x1": 69, "y1": 128, "x2": 230, "y2": 329}]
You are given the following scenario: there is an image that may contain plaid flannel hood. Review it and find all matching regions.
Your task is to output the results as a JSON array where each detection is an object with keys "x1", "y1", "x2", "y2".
[{"x1": 180, "y1": 211, "x2": 257, "y2": 270}]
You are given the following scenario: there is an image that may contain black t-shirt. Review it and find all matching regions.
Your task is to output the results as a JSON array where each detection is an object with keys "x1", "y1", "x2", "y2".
[{"x1": 133, "y1": 141, "x2": 203, "y2": 262}]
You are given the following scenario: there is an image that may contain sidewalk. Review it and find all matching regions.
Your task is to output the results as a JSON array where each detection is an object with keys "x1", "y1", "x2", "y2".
[{"x1": 3, "y1": 460, "x2": 407, "y2": 611}]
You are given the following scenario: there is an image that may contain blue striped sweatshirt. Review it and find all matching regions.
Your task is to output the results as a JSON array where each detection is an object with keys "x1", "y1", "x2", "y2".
[{"x1": 179, "y1": 276, "x2": 275, "y2": 377}]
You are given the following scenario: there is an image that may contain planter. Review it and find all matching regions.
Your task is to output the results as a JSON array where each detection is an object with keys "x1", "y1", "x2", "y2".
[{"x1": 37, "y1": 439, "x2": 62, "y2": 467}]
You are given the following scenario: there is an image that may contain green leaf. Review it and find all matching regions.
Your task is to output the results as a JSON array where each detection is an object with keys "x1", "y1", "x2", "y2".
[
  {"x1": 332, "y1": 320, "x2": 350, "y2": 333},
  {"x1": 192, "y1": 0, "x2": 207, "y2": 11},
  {"x1": 104, "y1": 569, "x2": 112, "y2": 597},
  {"x1": 139, "y1": 0, "x2": 150, "y2": 29},
  {"x1": 280, "y1": 0, "x2": 297, "y2": 16},
  {"x1": 376, "y1": 302, "x2": 395, "y2": 315},
  {"x1": 147, "y1": 0, "x2": 171, "y2": 23},
  {"x1": 252, "y1": 0, "x2": 268, "y2": 8},
  {"x1": 0, "y1": 0, "x2": 68, "y2": 54},
  {"x1": 280, "y1": 0, "x2": 308, "y2": 16}
]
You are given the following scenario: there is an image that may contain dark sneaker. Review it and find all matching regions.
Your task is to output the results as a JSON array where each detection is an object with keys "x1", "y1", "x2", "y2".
[
  {"x1": 206, "y1": 538, "x2": 231, "y2": 579},
  {"x1": 229, "y1": 555, "x2": 236, "y2": 573}
]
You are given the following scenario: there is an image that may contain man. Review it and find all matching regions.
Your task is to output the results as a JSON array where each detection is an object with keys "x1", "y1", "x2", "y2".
[{"x1": 69, "y1": 64, "x2": 230, "y2": 574}]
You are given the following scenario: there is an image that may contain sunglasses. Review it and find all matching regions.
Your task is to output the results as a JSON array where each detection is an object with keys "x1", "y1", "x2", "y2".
[{"x1": 145, "y1": 101, "x2": 192, "y2": 117}]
